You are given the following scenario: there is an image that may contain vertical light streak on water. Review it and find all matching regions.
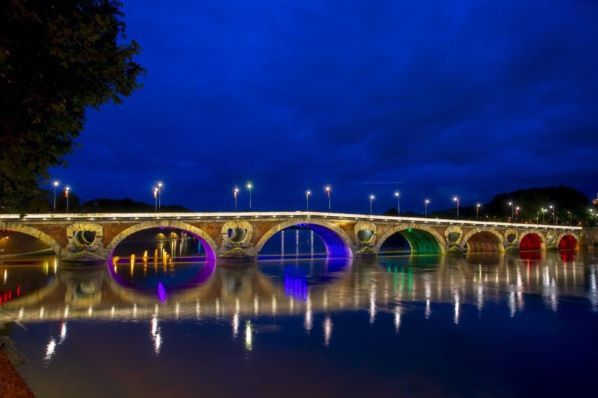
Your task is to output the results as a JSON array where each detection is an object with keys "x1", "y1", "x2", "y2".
[
  {"x1": 394, "y1": 306, "x2": 401, "y2": 332},
  {"x1": 232, "y1": 313, "x2": 239, "y2": 339},
  {"x1": 323, "y1": 316, "x2": 332, "y2": 347},
  {"x1": 59, "y1": 322, "x2": 67, "y2": 344},
  {"x1": 44, "y1": 338, "x2": 57, "y2": 362},
  {"x1": 454, "y1": 291, "x2": 460, "y2": 325},
  {"x1": 244, "y1": 321, "x2": 253, "y2": 352},
  {"x1": 304, "y1": 294, "x2": 313, "y2": 333},
  {"x1": 369, "y1": 283, "x2": 376, "y2": 325}
]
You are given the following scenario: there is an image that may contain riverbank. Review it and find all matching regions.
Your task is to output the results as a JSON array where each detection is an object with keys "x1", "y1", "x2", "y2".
[{"x1": 0, "y1": 349, "x2": 34, "y2": 397}]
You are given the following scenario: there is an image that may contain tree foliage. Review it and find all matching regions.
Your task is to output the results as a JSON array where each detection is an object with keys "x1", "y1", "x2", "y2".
[{"x1": 0, "y1": 0, "x2": 143, "y2": 212}]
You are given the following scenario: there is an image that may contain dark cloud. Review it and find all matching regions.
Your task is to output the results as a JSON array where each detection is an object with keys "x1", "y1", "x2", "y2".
[{"x1": 51, "y1": 0, "x2": 598, "y2": 212}]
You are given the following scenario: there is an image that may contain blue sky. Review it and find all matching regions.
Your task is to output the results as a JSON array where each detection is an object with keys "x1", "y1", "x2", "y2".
[{"x1": 51, "y1": 0, "x2": 598, "y2": 213}]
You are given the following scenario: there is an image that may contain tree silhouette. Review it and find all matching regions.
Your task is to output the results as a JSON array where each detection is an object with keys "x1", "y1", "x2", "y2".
[{"x1": 0, "y1": 0, "x2": 143, "y2": 212}]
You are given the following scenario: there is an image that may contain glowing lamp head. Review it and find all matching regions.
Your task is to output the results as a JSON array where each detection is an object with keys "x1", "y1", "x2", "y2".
[
  {"x1": 425, "y1": 199, "x2": 430, "y2": 204},
  {"x1": 157, "y1": 181, "x2": 163, "y2": 188},
  {"x1": 453, "y1": 196, "x2": 459, "y2": 202},
  {"x1": 476, "y1": 203, "x2": 481, "y2": 208},
  {"x1": 306, "y1": 190, "x2": 311, "y2": 196},
  {"x1": 325, "y1": 185, "x2": 331, "y2": 193},
  {"x1": 369, "y1": 194, "x2": 375, "y2": 200},
  {"x1": 53, "y1": 180, "x2": 60, "y2": 188},
  {"x1": 65, "y1": 186, "x2": 70, "y2": 196},
  {"x1": 234, "y1": 187, "x2": 240, "y2": 194},
  {"x1": 508, "y1": 201, "x2": 513, "y2": 206},
  {"x1": 246, "y1": 182, "x2": 253, "y2": 190},
  {"x1": 394, "y1": 191, "x2": 400, "y2": 198}
]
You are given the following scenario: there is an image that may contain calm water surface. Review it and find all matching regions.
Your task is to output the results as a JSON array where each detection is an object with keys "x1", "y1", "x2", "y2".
[{"x1": 1, "y1": 252, "x2": 598, "y2": 397}]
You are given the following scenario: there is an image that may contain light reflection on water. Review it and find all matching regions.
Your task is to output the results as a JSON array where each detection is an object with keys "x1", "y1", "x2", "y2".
[{"x1": 1, "y1": 252, "x2": 598, "y2": 397}]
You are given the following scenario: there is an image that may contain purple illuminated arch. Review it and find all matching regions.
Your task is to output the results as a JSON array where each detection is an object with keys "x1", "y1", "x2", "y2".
[
  {"x1": 300, "y1": 223, "x2": 352, "y2": 258},
  {"x1": 106, "y1": 226, "x2": 218, "y2": 301},
  {"x1": 107, "y1": 226, "x2": 217, "y2": 261},
  {"x1": 258, "y1": 222, "x2": 352, "y2": 258}
]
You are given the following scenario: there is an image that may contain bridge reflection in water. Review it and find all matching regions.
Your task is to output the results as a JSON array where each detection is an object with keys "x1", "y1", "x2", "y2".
[{"x1": 1, "y1": 250, "x2": 597, "y2": 356}]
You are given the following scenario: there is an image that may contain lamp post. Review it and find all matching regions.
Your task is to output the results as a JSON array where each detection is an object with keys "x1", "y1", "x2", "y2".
[
  {"x1": 325, "y1": 186, "x2": 332, "y2": 210},
  {"x1": 424, "y1": 199, "x2": 430, "y2": 217},
  {"x1": 52, "y1": 181, "x2": 60, "y2": 212},
  {"x1": 233, "y1": 187, "x2": 240, "y2": 211},
  {"x1": 64, "y1": 186, "x2": 71, "y2": 213},
  {"x1": 305, "y1": 190, "x2": 311, "y2": 211},
  {"x1": 369, "y1": 194, "x2": 375, "y2": 215},
  {"x1": 515, "y1": 206, "x2": 520, "y2": 222},
  {"x1": 453, "y1": 196, "x2": 460, "y2": 219},
  {"x1": 153, "y1": 187, "x2": 159, "y2": 212},
  {"x1": 549, "y1": 205, "x2": 555, "y2": 224},
  {"x1": 394, "y1": 191, "x2": 401, "y2": 215},
  {"x1": 476, "y1": 203, "x2": 481, "y2": 221},
  {"x1": 157, "y1": 182, "x2": 163, "y2": 210},
  {"x1": 541, "y1": 207, "x2": 547, "y2": 224},
  {"x1": 508, "y1": 201, "x2": 514, "y2": 222},
  {"x1": 246, "y1": 182, "x2": 253, "y2": 210}
]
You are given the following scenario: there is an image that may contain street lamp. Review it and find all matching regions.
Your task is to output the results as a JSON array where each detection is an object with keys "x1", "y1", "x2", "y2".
[
  {"x1": 453, "y1": 196, "x2": 460, "y2": 219},
  {"x1": 152, "y1": 187, "x2": 159, "y2": 212},
  {"x1": 154, "y1": 181, "x2": 164, "y2": 211},
  {"x1": 541, "y1": 207, "x2": 547, "y2": 224},
  {"x1": 233, "y1": 187, "x2": 240, "y2": 211},
  {"x1": 305, "y1": 190, "x2": 311, "y2": 211},
  {"x1": 508, "y1": 201, "x2": 514, "y2": 222},
  {"x1": 549, "y1": 205, "x2": 555, "y2": 224},
  {"x1": 246, "y1": 182, "x2": 253, "y2": 210},
  {"x1": 325, "y1": 186, "x2": 332, "y2": 210},
  {"x1": 64, "y1": 186, "x2": 71, "y2": 213},
  {"x1": 424, "y1": 199, "x2": 430, "y2": 217},
  {"x1": 369, "y1": 194, "x2": 375, "y2": 215},
  {"x1": 476, "y1": 203, "x2": 481, "y2": 221},
  {"x1": 515, "y1": 206, "x2": 521, "y2": 222},
  {"x1": 52, "y1": 180, "x2": 60, "y2": 211},
  {"x1": 394, "y1": 191, "x2": 401, "y2": 215}
]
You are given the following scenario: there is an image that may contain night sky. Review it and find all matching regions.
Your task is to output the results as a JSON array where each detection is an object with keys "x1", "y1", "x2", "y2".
[{"x1": 50, "y1": 0, "x2": 598, "y2": 213}]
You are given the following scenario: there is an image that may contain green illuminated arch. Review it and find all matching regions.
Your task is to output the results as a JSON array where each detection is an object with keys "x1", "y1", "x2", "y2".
[{"x1": 376, "y1": 226, "x2": 445, "y2": 255}]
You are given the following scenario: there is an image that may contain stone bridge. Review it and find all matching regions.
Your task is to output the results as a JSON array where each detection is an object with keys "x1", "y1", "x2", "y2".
[{"x1": 0, "y1": 211, "x2": 583, "y2": 261}]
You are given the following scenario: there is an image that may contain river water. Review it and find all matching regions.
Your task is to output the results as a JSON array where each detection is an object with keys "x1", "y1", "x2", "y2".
[{"x1": 1, "y1": 251, "x2": 597, "y2": 397}]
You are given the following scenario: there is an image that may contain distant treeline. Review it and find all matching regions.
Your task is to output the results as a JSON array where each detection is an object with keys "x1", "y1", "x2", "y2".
[
  {"x1": 384, "y1": 186, "x2": 596, "y2": 226},
  {"x1": 5, "y1": 191, "x2": 189, "y2": 214}
]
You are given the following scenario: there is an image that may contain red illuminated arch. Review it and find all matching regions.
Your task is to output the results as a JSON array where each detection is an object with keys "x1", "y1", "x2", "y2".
[
  {"x1": 558, "y1": 234, "x2": 577, "y2": 251},
  {"x1": 519, "y1": 233, "x2": 543, "y2": 251}
]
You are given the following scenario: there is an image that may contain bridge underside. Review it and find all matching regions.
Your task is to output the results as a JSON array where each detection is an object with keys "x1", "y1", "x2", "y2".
[
  {"x1": 466, "y1": 232, "x2": 503, "y2": 253},
  {"x1": 379, "y1": 229, "x2": 442, "y2": 255}
]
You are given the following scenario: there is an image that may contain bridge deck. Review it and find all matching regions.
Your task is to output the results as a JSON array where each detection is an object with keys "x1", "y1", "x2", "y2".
[{"x1": 0, "y1": 211, "x2": 581, "y2": 230}]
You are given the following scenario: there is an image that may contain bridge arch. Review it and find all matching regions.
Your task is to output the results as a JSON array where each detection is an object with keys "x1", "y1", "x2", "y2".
[
  {"x1": 106, "y1": 220, "x2": 218, "y2": 260},
  {"x1": 518, "y1": 231, "x2": 545, "y2": 251},
  {"x1": 0, "y1": 224, "x2": 62, "y2": 255},
  {"x1": 462, "y1": 228, "x2": 504, "y2": 253},
  {"x1": 255, "y1": 219, "x2": 353, "y2": 258},
  {"x1": 375, "y1": 225, "x2": 445, "y2": 255},
  {"x1": 557, "y1": 233, "x2": 578, "y2": 251}
]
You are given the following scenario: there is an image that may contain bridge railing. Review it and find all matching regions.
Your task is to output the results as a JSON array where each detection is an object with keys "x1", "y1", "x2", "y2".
[{"x1": 0, "y1": 211, "x2": 581, "y2": 230}]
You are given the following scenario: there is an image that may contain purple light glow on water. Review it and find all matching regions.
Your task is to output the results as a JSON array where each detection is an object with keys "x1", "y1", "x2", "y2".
[
  {"x1": 157, "y1": 282, "x2": 167, "y2": 302},
  {"x1": 284, "y1": 272, "x2": 308, "y2": 301}
]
